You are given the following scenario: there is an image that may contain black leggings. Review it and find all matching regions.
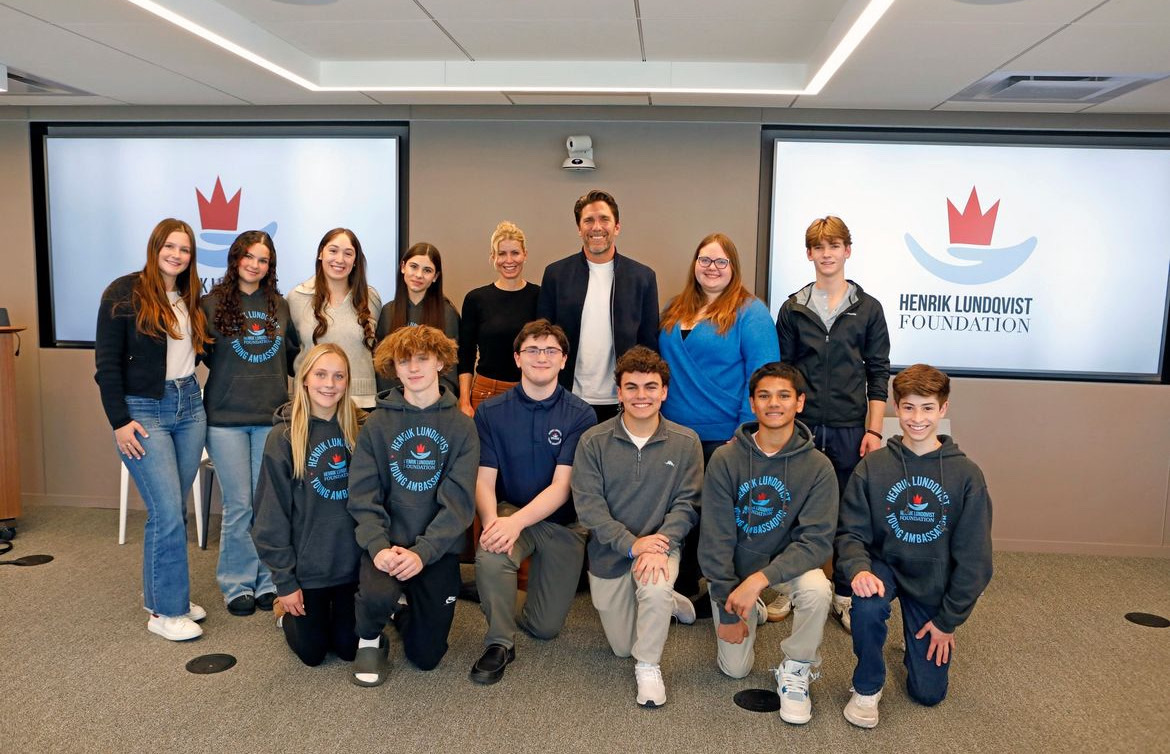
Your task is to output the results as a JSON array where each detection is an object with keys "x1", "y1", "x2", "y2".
[
  {"x1": 354, "y1": 552, "x2": 461, "y2": 671},
  {"x1": 282, "y1": 582, "x2": 358, "y2": 666}
]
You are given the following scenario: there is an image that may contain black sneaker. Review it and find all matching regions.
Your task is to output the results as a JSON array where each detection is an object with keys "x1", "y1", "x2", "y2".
[
  {"x1": 227, "y1": 594, "x2": 256, "y2": 616},
  {"x1": 255, "y1": 592, "x2": 277, "y2": 611},
  {"x1": 469, "y1": 643, "x2": 515, "y2": 685}
]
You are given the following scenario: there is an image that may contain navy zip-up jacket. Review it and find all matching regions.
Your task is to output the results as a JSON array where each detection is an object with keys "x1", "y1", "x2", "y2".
[{"x1": 537, "y1": 249, "x2": 659, "y2": 391}]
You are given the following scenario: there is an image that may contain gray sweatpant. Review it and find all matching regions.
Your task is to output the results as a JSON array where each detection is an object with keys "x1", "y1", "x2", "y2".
[{"x1": 475, "y1": 504, "x2": 586, "y2": 650}]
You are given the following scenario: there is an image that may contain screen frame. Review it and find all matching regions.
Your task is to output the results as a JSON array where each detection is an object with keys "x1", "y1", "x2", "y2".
[
  {"x1": 30, "y1": 121, "x2": 410, "y2": 349},
  {"x1": 758, "y1": 124, "x2": 1170, "y2": 385}
]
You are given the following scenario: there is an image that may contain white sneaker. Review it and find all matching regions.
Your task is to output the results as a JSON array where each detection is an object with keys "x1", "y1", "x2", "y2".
[
  {"x1": 147, "y1": 613, "x2": 203, "y2": 641},
  {"x1": 634, "y1": 662, "x2": 666, "y2": 708},
  {"x1": 670, "y1": 590, "x2": 696, "y2": 625},
  {"x1": 775, "y1": 659, "x2": 813, "y2": 724},
  {"x1": 832, "y1": 594, "x2": 852, "y2": 633},
  {"x1": 144, "y1": 602, "x2": 206, "y2": 622},
  {"x1": 843, "y1": 687, "x2": 882, "y2": 728},
  {"x1": 755, "y1": 597, "x2": 768, "y2": 626},
  {"x1": 766, "y1": 594, "x2": 791, "y2": 622}
]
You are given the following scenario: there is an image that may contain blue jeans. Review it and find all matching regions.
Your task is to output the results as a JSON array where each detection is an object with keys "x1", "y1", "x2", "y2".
[
  {"x1": 122, "y1": 375, "x2": 206, "y2": 618},
  {"x1": 850, "y1": 558, "x2": 950, "y2": 706},
  {"x1": 206, "y1": 424, "x2": 275, "y2": 603}
]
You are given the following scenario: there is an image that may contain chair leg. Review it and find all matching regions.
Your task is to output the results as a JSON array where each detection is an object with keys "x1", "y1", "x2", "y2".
[
  {"x1": 119, "y1": 462, "x2": 129, "y2": 546},
  {"x1": 192, "y1": 470, "x2": 204, "y2": 551},
  {"x1": 199, "y1": 460, "x2": 215, "y2": 550}
]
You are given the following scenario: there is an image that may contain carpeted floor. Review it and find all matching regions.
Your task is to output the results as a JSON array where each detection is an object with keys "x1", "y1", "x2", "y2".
[{"x1": 1, "y1": 505, "x2": 1167, "y2": 753}]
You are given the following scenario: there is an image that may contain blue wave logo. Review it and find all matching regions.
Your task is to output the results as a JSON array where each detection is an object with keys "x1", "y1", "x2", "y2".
[{"x1": 905, "y1": 187, "x2": 1036, "y2": 285}]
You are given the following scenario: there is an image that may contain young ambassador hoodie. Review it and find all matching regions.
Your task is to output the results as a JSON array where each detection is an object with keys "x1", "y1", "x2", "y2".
[
  {"x1": 201, "y1": 289, "x2": 299, "y2": 427},
  {"x1": 836, "y1": 435, "x2": 993, "y2": 633},
  {"x1": 571, "y1": 415, "x2": 702, "y2": 579},
  {"x1": 347, "y1": 386, "x2": 478, "y2": 565},
  {"x1": 251, "y1": 405, "x2": 363, "y2": 596},
  {"x1": 699, "y1": 420, "x2": 838, "y2": 625}
]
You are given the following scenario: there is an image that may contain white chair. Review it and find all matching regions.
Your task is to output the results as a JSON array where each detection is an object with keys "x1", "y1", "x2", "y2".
[{"x1": 118, "y1": 448, "x2": 213, "y2": 547}]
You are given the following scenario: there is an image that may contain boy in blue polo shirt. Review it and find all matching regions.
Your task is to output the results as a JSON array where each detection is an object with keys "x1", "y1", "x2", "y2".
[{"x1": 469, "y1": 319, "x2": 597, "y2": 685}]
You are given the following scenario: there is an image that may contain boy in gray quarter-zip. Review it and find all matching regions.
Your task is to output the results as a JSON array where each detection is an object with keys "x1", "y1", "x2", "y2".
[
  {"x1": 699, "y1": 362, "x2": 837, "y2": 725},
  {"x1": 572, "y1": 346, "x2": 701, "y2": 709}
]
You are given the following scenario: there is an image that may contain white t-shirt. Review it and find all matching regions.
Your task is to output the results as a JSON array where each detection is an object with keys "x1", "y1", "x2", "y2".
[
  {"x1": 165, "y1": 292, "x2": 196, "y2": 380},
  {"x1": 573, "y1": 259, "x2": 618, "y2": 404},
  {"x1": 622, "y1": 417, "x2": 652, "y2": 450}
]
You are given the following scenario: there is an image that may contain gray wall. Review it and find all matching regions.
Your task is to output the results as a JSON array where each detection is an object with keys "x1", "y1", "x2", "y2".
[{"x1": 1, "y1": 105, "x2": 1167, "y2": 556}]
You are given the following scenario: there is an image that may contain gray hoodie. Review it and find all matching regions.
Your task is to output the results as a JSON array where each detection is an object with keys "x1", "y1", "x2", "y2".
[
  {"x1": 571, "y1": 415, "x2": 701, "y2": 579},
  {"x1": 347, "y1": 386, "x2": 478, "y2": 565},
  {"x1": 252, "y1": 405, "x2": 363, "y2": 596},
  {"x1": 836, "y1": 435, "x2": 993, "y2": 633},
  {"x1": 699, "y1": 420, "x2": 838, "y2": 625}
]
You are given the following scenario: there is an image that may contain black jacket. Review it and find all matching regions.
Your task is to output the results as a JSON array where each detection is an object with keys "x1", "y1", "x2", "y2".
[
  {"x1": 94, "y1": 273, "x2": 172, "y2": 430},
  {"x1": 775, "y1": 281, "x2": 890, "y2": 427},
  {"x1": 537, "y1": 249, "x2": 659, "y2": 391}
]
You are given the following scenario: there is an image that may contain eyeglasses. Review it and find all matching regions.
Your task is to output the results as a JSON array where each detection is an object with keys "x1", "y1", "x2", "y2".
[
  {"x1": 696, "y1": 256, "x2": 730, "y2": 270},
  {"x1": 519, "y1": 346, "x2": 564, "y2": 358}
]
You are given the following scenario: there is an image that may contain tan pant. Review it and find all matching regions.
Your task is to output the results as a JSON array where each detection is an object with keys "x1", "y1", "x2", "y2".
[
  {"x1": 713, "y1": 567, "x2": 831, "y2": 679},
  {"x1": 588, "y1": 551, "x2": 680, "y2": 665}
]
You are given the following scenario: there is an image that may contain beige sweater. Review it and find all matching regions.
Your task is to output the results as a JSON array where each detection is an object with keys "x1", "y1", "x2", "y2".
[{"x1": 287, "y1": 279, "x2": 382, "y2": 409}]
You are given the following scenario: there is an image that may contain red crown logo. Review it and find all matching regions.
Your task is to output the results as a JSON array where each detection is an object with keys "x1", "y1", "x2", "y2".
[
  {"x1": 947, "y1": 187, "x2": 999, "y2": 246},
  {"x1": 757, "y1": 493, "x2": 768, "y2": 501},
  {"x1": 196, "y1": 177, "x2": 241, "y2": 231},
  {"x1": 332, "y1": 453, "x2": 342, "y2": 463},
  {"x1": 913, "y1": 494, "x2": 923, "y2": 505},
  {"x1": 416, "y1": 443, "x2": 426, "y2": 454},
  {"x1": 250, "y1": 323, "x2": 263, "y2": 332}
]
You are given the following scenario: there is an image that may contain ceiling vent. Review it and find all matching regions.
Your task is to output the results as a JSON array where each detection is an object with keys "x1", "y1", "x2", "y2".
[
  {"x1": 3, "y1": 68, "x2": 91, "y2": 96},
  {"x1": 951, "y1": 72, "x2": 1166, "y2": 104}
]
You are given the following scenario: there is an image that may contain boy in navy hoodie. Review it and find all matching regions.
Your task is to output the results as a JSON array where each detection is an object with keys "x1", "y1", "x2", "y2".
[
  {"x1": 347, "y1": 326, "x2": 478, "y2": 686},
  {"x1": 699, "y1": 362, "x2": 836, "y2": 725},
  {"x1": 836, "y1": 364, "x2": 993, "y2": 728}
]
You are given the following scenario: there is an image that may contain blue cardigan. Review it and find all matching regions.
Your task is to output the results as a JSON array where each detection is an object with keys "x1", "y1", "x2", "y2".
[{"x1": 659, "y1": 298, "x2": 780, "y2": 442}]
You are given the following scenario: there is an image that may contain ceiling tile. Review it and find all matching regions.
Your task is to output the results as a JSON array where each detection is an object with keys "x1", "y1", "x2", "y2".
[
  {"x1": 266, "y1": 20, "x2": 465, "y2": 60},
  {"x1": 1007, "y1": 24, "x2": 1170, "y2": 73},
  {"x1": 441, "y1": 19, "x2": 641, "y2": 61},
  {"x1": 642, "y1": 19, "x2": 830, "y2": 63},
  {"x1": 418, "y1": 0, "x2": 634, "y2": 22},
  {"x1": 638, "y1": 0, "x2": 841, "y2": 21},
  {"x1": 218, "y1": 0, "x2": 426, "y2": 22},
  {"x1": 793, "y1": 20, "x2": 1064, "y2": 109}
]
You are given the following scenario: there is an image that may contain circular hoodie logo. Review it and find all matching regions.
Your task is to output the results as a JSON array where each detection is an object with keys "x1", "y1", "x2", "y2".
[
  {"x1": 734, "y1": 475, "x2": 790, "y2": 536},
  {"x1": 388, "y1": 426, "x2": 450, "y2": 492},
  {"x1": 883, "y1": 476, "x2": 951, "y2": 545},
  {"x1": 307, "y1": 437, "x2": 349, "y2": 501},
  {"x1": 230, "y1": 310, "x2": 282, "y2": 364}
]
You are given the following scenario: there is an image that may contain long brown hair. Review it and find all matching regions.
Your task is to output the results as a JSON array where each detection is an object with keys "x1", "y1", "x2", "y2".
[
  {"x1": 311, "y1": 228, "x2": 376, "y2": 351},
  {"x1": 289, "y1": 343, "x2": 361, "y2": 479},
  {"x1": 660, "y1": 233, "x2": 753, "y2": 336},
  {"x1": 130, "y1": 218, "x2": 208, "y2": 353},
  {"x1": 386, "y1": 242, "x2": 453, "y2": 333},
  {"x1": 210, "y1": 230, "x2": 280, "y2": 338}
]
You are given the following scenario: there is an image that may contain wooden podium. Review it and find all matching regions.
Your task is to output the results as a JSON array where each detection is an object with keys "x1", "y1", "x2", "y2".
[{"x1": 0, "y1": 326, "x2": 24, "y2": 528}]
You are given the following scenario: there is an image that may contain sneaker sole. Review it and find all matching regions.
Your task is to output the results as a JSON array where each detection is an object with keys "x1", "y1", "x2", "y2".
[
  {"x1": 766, "y1": 609, "x2": 791, "y2": 623},
  {"x1": 832, "y1": 609, "x2": 852, "y2": 633},
  {"x1": 779, "y1": 709, "x2": 811, "y2": 725},
  {"x1": 147, "y1": 624, "x2": 202, "y2": 641},
  {"x1": 637, "y1": 699, "x2": 664, "y2": 708},
  {"x1": 844, "y1": 710, "x2": 878, "y2": 729}
]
